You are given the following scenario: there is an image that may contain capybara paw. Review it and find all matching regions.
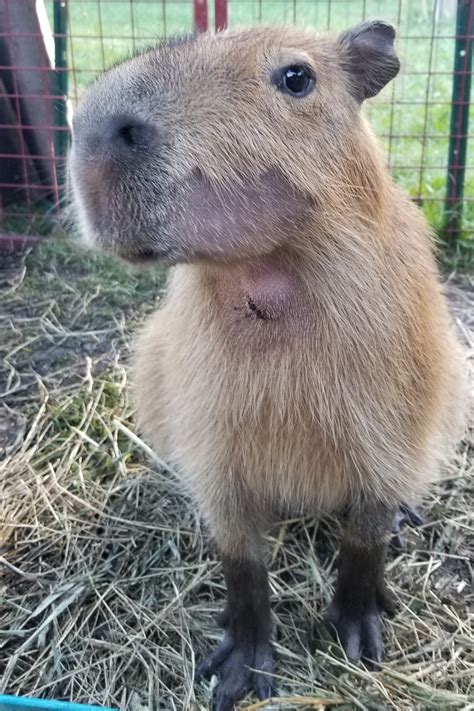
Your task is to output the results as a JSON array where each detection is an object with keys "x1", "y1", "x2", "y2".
[
  {"x1": 391, "y1": 502, "x2": 424, "y2": 550},
  {"x1": 196, "y1": 632, "x2": 274, "y2": 710},
  {"x1": 323, "y1": 599, "x2": 390, "y2": 668}
]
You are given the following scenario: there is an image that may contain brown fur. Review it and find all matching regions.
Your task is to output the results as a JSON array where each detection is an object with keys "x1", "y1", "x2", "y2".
[{"x1": 70, "y1": 26, "x2": 466, "y2": 560}]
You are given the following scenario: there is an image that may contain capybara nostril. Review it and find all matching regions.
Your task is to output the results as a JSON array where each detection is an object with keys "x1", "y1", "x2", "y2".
[
  {"x1": 72, "y1": 113, "x2": 159, "y2": 157},
  {"x1": 108, "y1": 116, "x2": 158, "y2": 153}
]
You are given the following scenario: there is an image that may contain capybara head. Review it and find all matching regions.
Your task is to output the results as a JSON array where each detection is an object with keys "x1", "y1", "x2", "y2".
[{"x1": 70, "y1": 22, "x2": 400, "y2": 265}]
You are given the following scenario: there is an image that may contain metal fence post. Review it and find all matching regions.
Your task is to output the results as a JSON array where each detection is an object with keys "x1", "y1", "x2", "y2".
[
  {"x1": 53, "y1": 0, "x2": 69, "y2": 183},
  {"x1": 444, "y1": 0, "x2": 473, "y2": 246},
  {"x1": 215, "y1": 0, "x2": 228, "y2": 31},
  {"x1": 194, "y1": 0, "x2": 208, "y2": 32}
]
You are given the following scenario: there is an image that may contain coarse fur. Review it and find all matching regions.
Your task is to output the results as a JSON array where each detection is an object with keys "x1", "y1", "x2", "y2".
[
  {"x1": 70, "y1": 22, "x2": 466, "y2": 698},
  {"x1": 134, "y1": 208, "x2": 465, "y2": 557}
]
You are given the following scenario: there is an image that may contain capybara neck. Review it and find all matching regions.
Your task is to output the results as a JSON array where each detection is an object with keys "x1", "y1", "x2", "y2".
[{"x1": 205, "y1": 250, "x2": 305, "y2": 323}]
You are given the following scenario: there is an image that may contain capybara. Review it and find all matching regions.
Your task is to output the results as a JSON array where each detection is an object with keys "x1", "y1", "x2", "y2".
[{"x1": 70, "y1": 22, "x2": 466, "y2": 709}]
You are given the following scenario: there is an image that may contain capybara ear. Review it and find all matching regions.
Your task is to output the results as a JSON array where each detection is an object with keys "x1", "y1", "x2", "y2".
[{"x1": 338, "y1": 20, "x2": 400, "y2": 102}]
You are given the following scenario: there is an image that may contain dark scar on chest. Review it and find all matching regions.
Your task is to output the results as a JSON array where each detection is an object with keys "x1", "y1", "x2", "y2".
[{"x1": 245, "y1": 296, "x2": 268, "y2": 321}]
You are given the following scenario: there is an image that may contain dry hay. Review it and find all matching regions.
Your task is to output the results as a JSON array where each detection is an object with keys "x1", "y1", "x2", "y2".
[{"x1": 1, "y1": 239, "x2": 472, "y2": 710}]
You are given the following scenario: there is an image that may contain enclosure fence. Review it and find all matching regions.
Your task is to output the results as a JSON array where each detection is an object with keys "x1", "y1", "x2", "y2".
[{"x1": 0, "y1": 0, "x2": 472, "y2": 250}]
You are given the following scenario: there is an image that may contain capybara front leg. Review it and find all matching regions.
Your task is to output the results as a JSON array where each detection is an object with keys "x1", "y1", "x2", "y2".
[{"x1": 196, "y1": 552, "x2": 273, "y2": 710}]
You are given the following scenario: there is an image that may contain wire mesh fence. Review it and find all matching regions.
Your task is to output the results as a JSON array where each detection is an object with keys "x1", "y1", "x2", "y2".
[{"x1": 0, "y1": 0, "x2": 472, "y2": 250}]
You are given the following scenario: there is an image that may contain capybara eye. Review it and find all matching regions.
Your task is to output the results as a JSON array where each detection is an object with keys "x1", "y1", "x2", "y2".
[{"x1": 276, "y1": 65, "x2": 315, "y2": 97}]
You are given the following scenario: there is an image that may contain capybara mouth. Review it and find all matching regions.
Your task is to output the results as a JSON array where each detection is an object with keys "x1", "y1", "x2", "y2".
[
  {"x1": 117, "y1": 246, "x2": 174, "y2": 265},
  {"x1": 127, "y1": 249, "x2": 157, "y2": 262},
  {"x1": 122, "y1": 178, "x2": 307, "y2": 266}
]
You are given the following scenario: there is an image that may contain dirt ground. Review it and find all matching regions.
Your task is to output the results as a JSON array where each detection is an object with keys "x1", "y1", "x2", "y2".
[{"x1": 1, "y1": 238, "x2": 472, "y2": 710}]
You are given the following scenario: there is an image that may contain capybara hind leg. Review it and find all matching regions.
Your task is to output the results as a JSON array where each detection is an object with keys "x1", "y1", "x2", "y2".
[
  {"x1": 391, "y1": 502, "x2": 424, "y2": 550},
  {"x1": 323, "y1": 500, "x2": 397, "y2": 667}
]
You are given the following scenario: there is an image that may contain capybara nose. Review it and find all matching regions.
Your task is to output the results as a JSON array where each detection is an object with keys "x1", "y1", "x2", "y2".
[{"x1": 73, "y1": 113, "x2": 158, "y2": 157}]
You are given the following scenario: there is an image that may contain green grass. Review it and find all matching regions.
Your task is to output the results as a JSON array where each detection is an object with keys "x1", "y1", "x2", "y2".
[{"x1": 44, "y1": 0, "x2": 474, "y2": 243}]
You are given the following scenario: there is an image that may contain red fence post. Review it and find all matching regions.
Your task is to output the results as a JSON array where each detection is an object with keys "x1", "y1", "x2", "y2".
[
  {"x1": 194, "y1": 0, "x2": 208, "y2": 32},
  {"x1": 215, "y1": 0, "x2": 228, "y2": 31},
  {"x1": 0, "y1": 0, "x2": 57, "y2": 210}
]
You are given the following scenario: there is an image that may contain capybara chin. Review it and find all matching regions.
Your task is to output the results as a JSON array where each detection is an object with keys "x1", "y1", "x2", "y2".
[{"x1": 70, "y1": 22, "x2": 466, "y2": 710}]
